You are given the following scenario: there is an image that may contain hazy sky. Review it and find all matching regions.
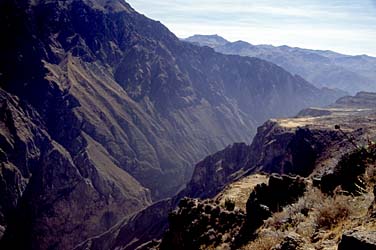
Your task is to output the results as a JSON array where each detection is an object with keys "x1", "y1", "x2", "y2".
[{"x1": 126, "y1": 0, "x2": 376, "y2": 56}]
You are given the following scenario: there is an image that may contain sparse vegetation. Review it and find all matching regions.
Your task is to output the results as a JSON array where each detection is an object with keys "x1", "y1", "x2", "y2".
[
  {"x1": 216, "y1": 174, "x2": 269, "y2": 211},
  {"x1": 242, "y1": 231, "x2": 283, "y2": 250},
  {"x1": 265, "y1": 187, "x2": 354, "y2": 234},
  {"x1": 240, "y1": 142, "x2": 376, "y2": 250},
  {"x1": 224, "y1": 198, "x2": 235, "y2": 211},
  {"x1": 242, "y1": 186, "x2": 373, "y2": 249},
  {"x1": 315, "y1": 194, "x2": 351, "y2": 230},
  {"x1": 158, "y1": 135, "x2": 376, "y2": 250}
]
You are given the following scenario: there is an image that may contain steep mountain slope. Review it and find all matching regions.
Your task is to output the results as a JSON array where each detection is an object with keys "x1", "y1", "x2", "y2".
[
  {"x1": 185, "y1": 35, "x2": 376, "y2": 94},
  {"x1": 78, "y1": 92, "x2": 376, "y2": 250},
  {"x1": 0, "y1": 89, "x2": 152, "y2": 250},
  {"x1": 0, "y1": 0, "x2": 344, "y2": 249}
]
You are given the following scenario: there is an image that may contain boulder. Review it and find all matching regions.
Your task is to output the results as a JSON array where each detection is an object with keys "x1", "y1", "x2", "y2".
[
  {"x1": 338, "y1": 230, "x2": 376, "y2": 250},
  {"x1": 234, "y1": 174, "x2": 306, "y2": 246},
  {"x1": 273, "y1": 233, "x2": 304, "y2": 250},
  {"x1": 159, "y1": 198, "x2": 245, "y2": 250},
  {"x1": 316, "y1": 147, "x2": 369, "y2": 195}
]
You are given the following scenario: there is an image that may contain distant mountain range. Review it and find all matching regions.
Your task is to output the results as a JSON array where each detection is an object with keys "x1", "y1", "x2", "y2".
[{"x1": 185, "y1": 35, "x2": 376, "y2": 94}]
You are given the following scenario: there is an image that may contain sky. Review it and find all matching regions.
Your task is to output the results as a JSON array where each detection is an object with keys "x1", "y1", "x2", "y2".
[{"x1": 126, "y1": 0, "x2": 376, "y2": 56}]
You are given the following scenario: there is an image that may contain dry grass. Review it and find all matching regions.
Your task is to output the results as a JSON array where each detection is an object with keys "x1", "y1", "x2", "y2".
[
  {"x1": 239, "y1": 147, "x2": 376, "y2": 250},
  {"x1": 216, "y1": 174, "x2": 268, "y2": 211},
  {"x1": 242, "y1": 182, "x2": 374, "y2": 250},
  {"x1": 314, "y1": 195, "x2": 351, "y2": 230},
  {"x1": 276, "y1": 117, "x2": 318, "y2": 128},
  {"x1": 365, "y1": 163, "x2": 376, "y2": 186},
  {"x1": 241, "y1": 230, "x2": 283, "y2": 250}
]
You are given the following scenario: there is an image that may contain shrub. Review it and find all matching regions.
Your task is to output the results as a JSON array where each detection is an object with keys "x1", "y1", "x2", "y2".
[
  {"x1": 242, "y1": 230, "x2": 283, "y2": 250},
  {"x1": 315, "y1": 195, "x2": 351, "y2": 230},
  {"x1": 224, "y1": 198, "x2": 235, "y2": 211}
]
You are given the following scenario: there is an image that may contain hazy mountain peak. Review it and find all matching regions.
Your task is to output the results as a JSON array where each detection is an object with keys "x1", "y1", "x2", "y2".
[{"x1": 184, "y1": 34, "x2": 229, "y2": 48}]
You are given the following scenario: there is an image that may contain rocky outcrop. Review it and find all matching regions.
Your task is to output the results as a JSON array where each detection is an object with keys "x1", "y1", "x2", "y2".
[
  {"x1": 369, "y1": 185, "x2": 376, "y2": 218},
  {"x1": 159, "y1": 198, "x2": 245, "y2": 250},
  {"x1": 137, "y1": 174, "x2": 306, "y2": 250},
  {"x1": 338, "y1": 230, "x2": 376, "y2": 250},
  {"x1": 315, "y1": 146, "x2": 374, "y2": 195},
  {"x1": 181, "y1": 143, "x2": 252, "y2": 198},
  {"x1": 246, "y1": 121, "x2": 343, "y2": 177},
  {"x1": 181, "y1": 117, "x2": 348, "y2": 199},
  {"x1": 234, "y1": 174, "x2": 306, "y2": 246},
  {"x1": 272, "y1": 233, "x2": 304, "y2": 250}
]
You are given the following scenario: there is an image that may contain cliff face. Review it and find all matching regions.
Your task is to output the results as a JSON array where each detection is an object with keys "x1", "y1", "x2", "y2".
[
  {"x1": 167, "y1": 91, "x2": 376, "y2": 201},
  {"x1": 182, "y1": 143, "x2": 252, "y2": 198}
]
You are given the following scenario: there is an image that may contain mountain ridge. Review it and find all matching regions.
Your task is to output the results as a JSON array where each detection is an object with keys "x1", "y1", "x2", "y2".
[{"x1": 184, "y1": 34, "x2": 376, "y2": 94}]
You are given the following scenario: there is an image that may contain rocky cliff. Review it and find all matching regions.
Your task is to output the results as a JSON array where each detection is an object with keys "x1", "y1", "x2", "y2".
[
  {"x1": 182, "y1": 92, "x2": 376, "y2": 199},
  {"x1": 78, "y1": 92, "x2": 376, "y2": 250},
  {"x1": 152, "y1": 92, "x2": 376, "y2": 250}
]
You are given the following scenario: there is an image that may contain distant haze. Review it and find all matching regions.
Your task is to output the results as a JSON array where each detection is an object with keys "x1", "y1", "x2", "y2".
[{"x1": 127, "y1": 0, "x2": 376, "y2": 56}]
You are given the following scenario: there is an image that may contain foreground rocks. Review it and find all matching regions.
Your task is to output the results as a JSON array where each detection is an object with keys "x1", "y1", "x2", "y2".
[
  {"x1": 272, "y1": 233, "x2": 304, "y2": 250},
  {"x1": 141, "y1": 174, "x2": 307, "y2": 250},
  {"x1": 338, "y1": 230, "x2": 376, "y2": 250},
  {"x1": 234, "y1": 174, "x2": 306, "y2": 246},
  {"x1": 159, "y1": 198, "x2": 245, "y2": 250},
  {"x1": 315, "y1": 146, "x2": 374, "y2": 195}
]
